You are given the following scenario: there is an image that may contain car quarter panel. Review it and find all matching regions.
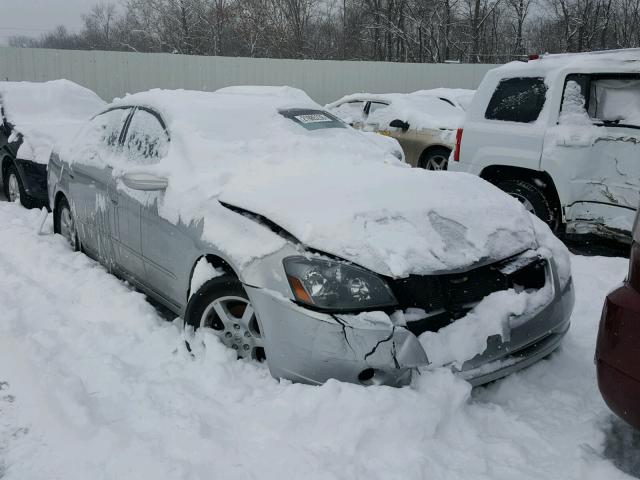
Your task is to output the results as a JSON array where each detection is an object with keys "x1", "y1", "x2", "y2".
[{"x1": 597, "y1": 283, "x2": 640, "y2": 428}]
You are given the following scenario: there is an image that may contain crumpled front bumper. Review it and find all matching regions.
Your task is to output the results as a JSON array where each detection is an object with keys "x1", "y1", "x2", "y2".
[{"x1": 244, "y1": 259, "x2": 574, "y2": 387}]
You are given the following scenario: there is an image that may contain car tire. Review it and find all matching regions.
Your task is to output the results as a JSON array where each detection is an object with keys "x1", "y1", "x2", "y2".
[
  {"x1": 184, "y1": 275, "x2": 265, "y2": 361},
  {"x1": 496, "y1": 179, "x2": 557, "y2": 229},
  {"x1": 54, "y1": 196, "x2": 79, "y2": 251},
  {"x1": 3, "y1": 164, "x2": 39, "y2": 209},
  {"x1": 421, "y1": 147, "x2": 451, "y2": 171}
]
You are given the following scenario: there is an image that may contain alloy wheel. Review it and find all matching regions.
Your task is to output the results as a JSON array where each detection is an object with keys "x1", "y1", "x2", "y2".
[
  {"x1": 200, "y1": 296, "x2": 264, "y2": 360},
  {"x1": 7, "y1": 174, "x2": 20, "y2": 203},
  {"x1": 425, "y1": 154, "x2": 448, "y2": 171},
  {"x1": 60, "y1": 206, "x2": 78, "y2": 251}
]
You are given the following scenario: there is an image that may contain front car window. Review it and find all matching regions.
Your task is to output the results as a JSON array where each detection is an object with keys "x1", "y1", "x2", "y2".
[
  {"x1": 367, "y1": 101, "x2": 389, "y2": 115},
  {"x1": 485, "y1": 77, "x2": 547, "y2": 123},
  {"x1": 331, "y1": 101, "x2": 366, "y2": 124},
  {"x1": 123, "y1": 109, "x2": 169, "y2": 165},
  {"x1": 95, "y1": 108, "x2": 131, "y2": 148}
]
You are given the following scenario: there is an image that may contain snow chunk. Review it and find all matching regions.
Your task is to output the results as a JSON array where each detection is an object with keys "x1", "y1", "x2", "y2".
[
  {"x1": 420, "y1": 282, "x2": 554, "y2": 369},
  {"x1": 189, "y1": 257, "x2": 226, "y2": 298}
]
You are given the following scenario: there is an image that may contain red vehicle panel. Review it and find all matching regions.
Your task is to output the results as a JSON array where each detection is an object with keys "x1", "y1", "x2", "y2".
[{"x1": 596, "y1": 239, "x2": 640, "y2": 429}]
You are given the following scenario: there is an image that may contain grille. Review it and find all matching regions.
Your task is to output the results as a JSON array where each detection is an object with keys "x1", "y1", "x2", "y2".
[{"x1": 394, "y1": 254, "x2": 547, "y2": 336}]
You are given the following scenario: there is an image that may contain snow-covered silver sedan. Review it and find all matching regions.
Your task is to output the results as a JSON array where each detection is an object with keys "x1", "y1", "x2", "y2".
[{"x1": 48, "y1": 86, "x2": 574, "y2": 386}]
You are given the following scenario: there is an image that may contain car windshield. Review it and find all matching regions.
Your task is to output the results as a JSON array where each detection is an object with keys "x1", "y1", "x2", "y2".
[{"x1": 279, "y1": 108, "x2": 346, "y2": 131}]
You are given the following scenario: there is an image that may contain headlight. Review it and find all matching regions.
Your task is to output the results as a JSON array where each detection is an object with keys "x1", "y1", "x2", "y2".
[{"x1": 283, "y1": 256, "x2": 397, "y2": 311}]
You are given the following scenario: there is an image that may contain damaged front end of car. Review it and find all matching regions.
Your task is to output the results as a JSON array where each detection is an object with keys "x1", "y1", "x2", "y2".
[{"x1": 242, "y1": 248, "x2": 574, "y2": 387}]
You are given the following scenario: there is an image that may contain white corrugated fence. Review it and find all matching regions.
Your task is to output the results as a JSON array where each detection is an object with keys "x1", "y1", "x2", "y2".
[{"x1": 0, "y1": 47, "x2": 498, "y2": 104}]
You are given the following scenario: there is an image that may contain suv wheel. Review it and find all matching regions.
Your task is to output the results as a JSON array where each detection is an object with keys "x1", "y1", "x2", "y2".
[
  {"x1": 421, "y1": 147, "x2": 451, "y2": 171},
  {"x1": 496, "y1": 179, "x2": 557, "y2": 229},
  {"x1": 185, "y1": 276, "x2": 265, "y2": 362}
]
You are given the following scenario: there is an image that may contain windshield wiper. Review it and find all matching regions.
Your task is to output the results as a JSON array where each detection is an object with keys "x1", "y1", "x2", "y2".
[{"x1": 595, "y1": 119, "x2": 640, "y2": 130}]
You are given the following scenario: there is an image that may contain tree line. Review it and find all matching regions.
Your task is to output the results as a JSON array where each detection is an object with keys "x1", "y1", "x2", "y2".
[{"x1": 9, "y1": 0, "x2": 640, "y2": 63}]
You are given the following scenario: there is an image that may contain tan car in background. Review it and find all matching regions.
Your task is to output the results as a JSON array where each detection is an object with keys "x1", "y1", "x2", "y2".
[{"x1": 327, "y1": 89, "x2": 473, "y2": 170}]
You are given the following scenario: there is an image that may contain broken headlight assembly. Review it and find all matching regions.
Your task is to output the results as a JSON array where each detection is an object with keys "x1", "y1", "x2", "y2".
[{"x1": 283, "y1": 256, "x2": 397, "y2": 311}]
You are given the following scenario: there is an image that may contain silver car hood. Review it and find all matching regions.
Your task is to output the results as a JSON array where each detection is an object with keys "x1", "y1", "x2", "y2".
[{"x1": 218, "y1": 166, "x2": 538, "y2": 278}]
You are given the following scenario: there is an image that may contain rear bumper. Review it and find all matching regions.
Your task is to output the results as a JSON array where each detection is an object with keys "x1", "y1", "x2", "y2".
[
  {"x1": 247, "y1": 259, "x2": 573, "y2": 387},
  {"x1": 596, "y1": 284, "x2": 640, "y2": 428}
]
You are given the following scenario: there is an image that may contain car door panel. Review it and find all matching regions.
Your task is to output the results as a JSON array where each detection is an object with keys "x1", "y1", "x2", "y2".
[
  {"x1": 117, "y1": 107, "x2": 174, "y2": 296},
  {"x1": 542, "y1": 75, "x2": 640, "y2": 236},
  {"x1": 68, "y1": 108, "x2": 132, "y2": 269},
  {"x1": 141, "y1": 197, "x2": 200, "y2": 308},
  {"x1": 110, "y1": 184, "x2": 147, "y2": 280}
]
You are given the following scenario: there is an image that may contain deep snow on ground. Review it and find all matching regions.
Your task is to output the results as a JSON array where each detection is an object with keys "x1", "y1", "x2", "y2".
[{"x1": 0, "y1": 202, "x2": 636, "y2": 480}]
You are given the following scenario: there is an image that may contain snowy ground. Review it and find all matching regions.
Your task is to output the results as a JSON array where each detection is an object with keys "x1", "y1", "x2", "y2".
[{"x1": 0, "y1": 201, "x2": 638, "y2": 480}]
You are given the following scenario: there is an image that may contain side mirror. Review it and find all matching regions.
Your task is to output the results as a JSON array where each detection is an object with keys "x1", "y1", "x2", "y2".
[
  {"x1": 122, "y1": 172, "x2": 168, "y2": 191},
  {"x1": 390, "y1": 119, "x2": 410, "y2": 131}
]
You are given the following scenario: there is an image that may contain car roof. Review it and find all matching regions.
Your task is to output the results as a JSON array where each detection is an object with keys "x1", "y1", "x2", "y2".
[{"x1": 488, "y1": 48, "x2": 640, "y2": 81}]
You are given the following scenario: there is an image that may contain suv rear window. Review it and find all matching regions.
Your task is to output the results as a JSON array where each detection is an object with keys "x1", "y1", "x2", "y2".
[{"x1": 485, "y1": 77, "x2": 547, "y2": 123}]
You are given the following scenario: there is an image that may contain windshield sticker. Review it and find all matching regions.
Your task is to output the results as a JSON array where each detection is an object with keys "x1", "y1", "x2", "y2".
[
  {"x1": 294, "y1": 113, "x2": 333, "y2": 124},
  {"x1": 280, "y1": 108, "x2": 346, "y2": 130}
]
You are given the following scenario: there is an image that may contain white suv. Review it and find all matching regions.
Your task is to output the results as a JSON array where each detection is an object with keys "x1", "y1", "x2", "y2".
[{"x1": 450, "y1": 49, "x2": 640, "y2": 243}]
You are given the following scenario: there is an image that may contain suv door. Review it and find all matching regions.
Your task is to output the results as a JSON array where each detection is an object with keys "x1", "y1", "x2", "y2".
[
  {"x1": 69, "y1": 107, "x2": 132, "y2": 269},
  {"x1": 542, "y1": 73, "x2": 640, "y2": 238}
]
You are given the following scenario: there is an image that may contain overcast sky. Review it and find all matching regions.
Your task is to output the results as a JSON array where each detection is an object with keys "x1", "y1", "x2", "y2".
[{"x1": 0, "y1": 0, "x2": 97, "y2": 45}]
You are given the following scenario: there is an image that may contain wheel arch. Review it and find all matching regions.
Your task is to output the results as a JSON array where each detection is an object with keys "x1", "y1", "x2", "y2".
[
  {"x1": 1, "y1": 155, "x2": 14, "y2": 182},
  {"x1": 480, "y1": 165, "x2": 563, "y2": 222},
  {"x1": 186, "y1": 253, "x2": 238, "y2": 303},
  {"x1": 52, "y1": 190, "x2": 69, "y2": 233}
]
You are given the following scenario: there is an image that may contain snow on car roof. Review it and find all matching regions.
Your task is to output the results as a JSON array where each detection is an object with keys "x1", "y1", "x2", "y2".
[
  {"x1": 0, "y1": 80, "x2": 106, "y2": 164},
  {"x1": 411, "y1": 88, "x2": 476, "y2": 110},
  {"x1": 326, "y1": 92, "x2": 465, "y2": 130},
  {"x1": 489, "y1": 48, "x2": 640, "y2": 80},
  {"x1": 73, "y1": 87, "x2": 543, "y2": 277}
]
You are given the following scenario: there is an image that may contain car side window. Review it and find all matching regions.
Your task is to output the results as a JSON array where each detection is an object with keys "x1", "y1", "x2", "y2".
[
  {"x1": 94, "y1": 108, "x2": 131, "y2": 149},
  {"x1": 123, "y1": 109, "x2": 169, "y2": 165},
  {"x1": 331, "y1": 101, "x2": 366, "y2": 124},
  {"x1": 485, "y1": 77, "x2": 547, "y2": 123},
  {"x1": 367, "y1": 102, "x2": 389, "y2": 115}
]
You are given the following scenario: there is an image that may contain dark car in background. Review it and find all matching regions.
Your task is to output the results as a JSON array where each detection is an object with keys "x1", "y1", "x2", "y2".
[
  {"x1": 0, "y1": 80, "x2": 105, "y2": 208},
  {"x1": 596, "y1": 213, "x2": 640, "y2": 429}
]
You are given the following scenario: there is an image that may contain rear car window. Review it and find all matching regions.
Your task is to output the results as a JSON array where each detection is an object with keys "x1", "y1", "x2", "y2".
[
  {"x1": 280, "y1": 109, "x2": 346, "y2": 131},
  {"x1": 485, "y1": 77, "x2": 547, "y2": 123}
]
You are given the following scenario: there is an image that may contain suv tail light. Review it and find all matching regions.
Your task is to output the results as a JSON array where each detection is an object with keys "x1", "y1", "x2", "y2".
[
  {"x1": 628, "y1": 242, "x2": 640, "y2": 292},
  {"x1": 453, "y1": 128, "x2": 463, "y2": 162}
]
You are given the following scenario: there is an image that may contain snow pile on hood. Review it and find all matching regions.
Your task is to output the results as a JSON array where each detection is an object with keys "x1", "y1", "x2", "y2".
[
  {"x1": 0, "y1": 80, "x2": 106, "y2": 164},
  {"x1": 411, "y1": 88, "x2": 476, "y2": 111},
  {"x1": 63, "y1": 87, "x2": 537, "y2": 276},
  {"x1": 326, "y1": 92, "x2": 465, "y2": 130}
]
